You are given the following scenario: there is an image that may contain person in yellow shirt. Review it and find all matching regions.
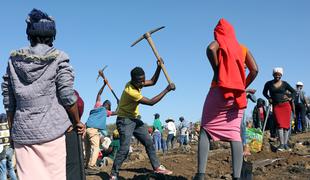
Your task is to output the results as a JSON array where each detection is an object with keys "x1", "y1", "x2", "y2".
[{"x1": 109, "y1": 62, "x2": 175, "y2": 180}]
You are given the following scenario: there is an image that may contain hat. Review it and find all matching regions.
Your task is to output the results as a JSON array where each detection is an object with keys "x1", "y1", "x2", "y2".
[
  {"x1": 154, "y1": 113, "x2": 160, "y2": 118},
  {"x1": 148, "y1": 127, "x2": 153, "y2": 134},
  {"x1": 26, "y1": 9, "x2": 56, "y2": 37},
  {"x1": 113, "y1": 129, "x2": 119, "y2": 139},
  {"x1": 165, "y1": 118, "x2": 174, "y2": 123},
  {"x1": 179, "y1": 116, "x2": 184, "y2": 121},
  {"x1": 272, "y1": 67, "x2": 283, "y2": 75},
  {"x1": 296, "y1": 81, "x2": 303, "y2": 86}
]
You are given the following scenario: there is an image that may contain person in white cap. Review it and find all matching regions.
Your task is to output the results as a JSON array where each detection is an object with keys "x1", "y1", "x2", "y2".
[
  {"x1": 263, "y1": 67, "x2": 296, "y2": 151},
  {"x1": 165, "y1": 118, "x2": 176, "y2": 150},
  {"x1": 294, "y1": 81, "x2": 308, "y2": 132}
]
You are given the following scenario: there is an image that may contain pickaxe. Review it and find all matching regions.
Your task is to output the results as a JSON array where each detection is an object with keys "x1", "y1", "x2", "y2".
[
  {"x1": 131, "y1": 26, "x2": 173, "y2": 85},
  {"x1": 97, "y1": 66, "x2": 120, "y2": 104}
]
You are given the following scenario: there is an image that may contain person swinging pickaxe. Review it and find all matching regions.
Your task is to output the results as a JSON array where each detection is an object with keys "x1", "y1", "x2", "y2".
[
  {"x1": 131, "y1": 26, "x2": 174, "y2": 86},
  {"x1": 97, "y1": 66, "x2": 119, "y2": 104}
]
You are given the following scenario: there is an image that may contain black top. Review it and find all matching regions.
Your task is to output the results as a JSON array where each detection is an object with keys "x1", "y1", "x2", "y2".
[{"x1": 263, "y1": 80, "x2": 296, "y2": 105}]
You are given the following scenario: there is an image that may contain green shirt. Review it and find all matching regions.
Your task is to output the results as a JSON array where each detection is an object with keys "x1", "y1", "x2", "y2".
[
  {"x1": 153, "y1": 118, "x2": 163, "y2": 134},
  {"x1": 109, "y1": 139, "x2": 120, "y2": 160}
]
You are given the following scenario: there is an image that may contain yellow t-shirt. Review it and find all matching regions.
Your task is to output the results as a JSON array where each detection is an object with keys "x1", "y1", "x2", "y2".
[{"x1": 116, "y1": 82, "x2": 143, "y2": 119}]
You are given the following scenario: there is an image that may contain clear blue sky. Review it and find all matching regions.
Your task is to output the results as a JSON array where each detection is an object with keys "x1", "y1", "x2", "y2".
[{"x1": 0, "y1": 1, "x2": 309, "y2": 126}]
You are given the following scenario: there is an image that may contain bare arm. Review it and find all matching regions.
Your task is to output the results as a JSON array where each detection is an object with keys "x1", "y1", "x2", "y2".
[
  {"x1": 6, "y1": 111, "x2": 14, "y2": 130},
  {"x1": 96, "y1": 83, "x2": 107, "y2": 103},
  {"x1": 206, "y1": 41, "x2": 219, "y2": 81},
  {"x1": 245, "y1": 51, "x2": 258, "y2": 88},
  {"x1": 65, "y1": 102, "x2": 85, "y2": 135},
  {"x1": 144, "y1": 61, "x2": 162, "y2": 87},
  {"x1": 110, "y1": 111, "x2": 117, "y2": 116},
  {"x1": 138, "y1": 83, "x2": 175, "y2": 106}
]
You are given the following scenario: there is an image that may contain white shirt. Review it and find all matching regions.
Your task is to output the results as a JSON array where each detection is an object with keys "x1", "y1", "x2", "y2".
[{"x1": 166, "y1": 121, "x2": 176, "y2": 136}]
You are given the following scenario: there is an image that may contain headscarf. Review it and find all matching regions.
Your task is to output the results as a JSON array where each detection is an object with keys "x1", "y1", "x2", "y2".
[
  {"x1": 74, "y1": 90, "x2": 84, "y2": 118},
  {"x1": 272, "y1": 67, "x2": 283, "y2": 75},
  {"x1": 214, "y1": 18, "x2": 247, "y2": 109},
  {"x1": 26, "y1": 8, "x2": 56, "y2": 37}
]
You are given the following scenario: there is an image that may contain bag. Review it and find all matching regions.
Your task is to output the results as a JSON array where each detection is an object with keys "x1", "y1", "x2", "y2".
[
  {"x1": 246, "y1": 128, "x2": 263, "y2": 153},
  {"x1": 86, "y1": 107, "x2": 107, "y2": 130}
]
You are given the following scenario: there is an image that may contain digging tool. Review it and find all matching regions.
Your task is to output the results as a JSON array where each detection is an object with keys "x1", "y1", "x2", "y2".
[
  {"x1": 262, "y1": 104, "x2": 272, "y2": 137},
  {"x1": 131, "y1": 26, "x2": 173, "y2": 85},
  {"x1": 97, "y1": 67, "x2": 119, "y2": 104},
  {"x1": 96, "y1": 65, "x2": 108, "y2": 82},
  {"x1": 77, "y1": 134, "x2": 86, "y2": 180}
]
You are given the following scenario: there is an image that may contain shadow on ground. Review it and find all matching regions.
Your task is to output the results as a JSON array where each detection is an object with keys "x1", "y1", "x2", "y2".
[
  {"x1": 130, "y1": 173, "x2": 188, "y2": 180},
  {"x1": 89, "y1": 168, "x2": 187, "y2": 180},
  {"x1": 121, "y1": 168, "x2": 187, "y2": 180}
]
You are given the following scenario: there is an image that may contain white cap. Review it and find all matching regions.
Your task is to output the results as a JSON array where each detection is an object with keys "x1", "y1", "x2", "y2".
[
  {"x1": 273, "y1": 67, "x2": 283, "y2": 75},
  {"x1": 296, "y1": 81, "x2": 303, "y2": 86}
]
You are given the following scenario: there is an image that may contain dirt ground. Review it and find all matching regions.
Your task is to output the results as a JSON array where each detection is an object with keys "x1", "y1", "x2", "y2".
[{"x1": 86, "y1": 131, "x2": 310, "y2": 180}]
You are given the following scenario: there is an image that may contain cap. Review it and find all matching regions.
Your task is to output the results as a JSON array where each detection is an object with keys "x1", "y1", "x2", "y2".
[
  {"x1": 179, "y1": 116, "x2": 184, "y2": 121},
  {"x1": 154, "y1": 113, "x2": 160, "y2": 118},
  {"x1": 165, "y1": 118, "x2": 174, "y2": 123},
  {"x1": 296, "y1": 81, "x2": 303, "y2": 86}
]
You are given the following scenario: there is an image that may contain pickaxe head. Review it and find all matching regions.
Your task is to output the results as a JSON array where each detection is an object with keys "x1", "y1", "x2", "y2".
[
  {"x1": 131, "y1": 26, "x2": 165, "y2": 47},
  {"x1": 96, "y1": 65, "x2": 108, "y2": 82}
]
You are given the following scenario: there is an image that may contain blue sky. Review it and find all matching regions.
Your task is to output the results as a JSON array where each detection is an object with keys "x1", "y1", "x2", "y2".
[{"x1": 0, "y1": 1, "x2": 309, "y2": 126}]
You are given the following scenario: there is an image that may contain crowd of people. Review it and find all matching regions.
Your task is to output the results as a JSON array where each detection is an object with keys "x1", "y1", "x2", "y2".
[{"x1": 0, "y1": 8, "x2": 308, "y2": 180}]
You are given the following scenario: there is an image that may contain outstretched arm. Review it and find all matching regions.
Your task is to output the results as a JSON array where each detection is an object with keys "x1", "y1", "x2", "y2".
[
  {"x1": 144, "y1": 60, "x2": 162, "y2": 87},
  {"x1": 96, "y1": 83, "x2": 107, "y2": 103},
  {"x1": 138, "y1": 83, "x2": 175, "y2": 106},
  {"x1": 245, "y1": 51, "x2": 258, "y2": 88}
]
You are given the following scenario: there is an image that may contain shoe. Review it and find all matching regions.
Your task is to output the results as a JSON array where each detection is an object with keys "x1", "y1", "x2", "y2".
[
  {"x1": 87, "y1": 165, "x2": 100, "y2": 171},
  {"x1": 284, "y1": 144, "x2": 292, "y2": 151},
  {"x1": 193, "y1": 173, "x2": 205, "y2": 180},
  {"x1": 109, "y1": 175, "x2": 118, "y2": 180},
  {"x1": 277, "y1": 144, "x2": 285, "y2": 152},
  {"x1": 154, "y1": 165, "x2": 173, "y2": 175}
]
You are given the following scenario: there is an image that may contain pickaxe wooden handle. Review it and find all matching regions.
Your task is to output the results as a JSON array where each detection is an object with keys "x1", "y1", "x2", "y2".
[
  {"x1": 98, "y1": 69, "x2": 120, "y2": 104},
  {"x1": 131, "y1": 26, "x2": 173, "y2": 85}
]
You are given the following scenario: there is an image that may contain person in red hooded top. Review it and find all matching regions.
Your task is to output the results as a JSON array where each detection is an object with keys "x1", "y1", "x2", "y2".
[{"x1": 194, "y1": 18, "x2": 258, "y2": 180}]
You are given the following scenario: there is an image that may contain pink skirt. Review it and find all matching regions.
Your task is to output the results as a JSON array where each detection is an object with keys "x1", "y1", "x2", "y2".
[
  {"x1": 201, "y1": 87, "x2": 244, "y2": 141},
  {"x1": 14, "y1": 135, "x2": 66, "y2": 180}
]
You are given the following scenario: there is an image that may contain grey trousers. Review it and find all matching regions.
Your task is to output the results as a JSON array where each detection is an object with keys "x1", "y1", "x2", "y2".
[{"x1": 111, "y1": 117, "x2": 160, "y2": 176}]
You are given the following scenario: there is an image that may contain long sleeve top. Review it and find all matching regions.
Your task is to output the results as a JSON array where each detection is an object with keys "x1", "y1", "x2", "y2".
[
  {"x1": 263, "y1": 80, "x2": 296, "y2": 105},
  {"x1": 2, "y1": 44, "x2": 76, "y2": 145}
]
